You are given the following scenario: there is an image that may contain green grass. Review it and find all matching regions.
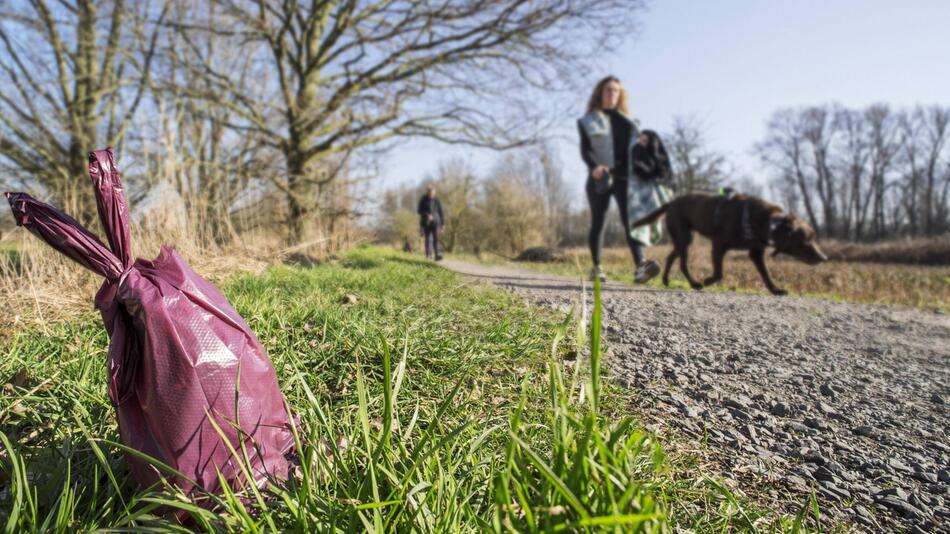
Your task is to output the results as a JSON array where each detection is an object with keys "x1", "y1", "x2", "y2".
[
  {"x1": 0, "y1": 240, "x2": 20, "y2": 268},
  {"x1": 0, "y1": 246, "x2": 821, "y2": 531}
]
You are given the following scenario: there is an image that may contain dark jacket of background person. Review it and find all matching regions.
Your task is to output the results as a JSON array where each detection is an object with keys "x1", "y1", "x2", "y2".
[{"x1": 417, "y1": 195, "x2": 444, "y2": 228}]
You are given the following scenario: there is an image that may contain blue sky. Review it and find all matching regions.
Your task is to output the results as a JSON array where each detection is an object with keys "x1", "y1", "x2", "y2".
[{"x1": 379, "y1": 0, "x2": 950, "y2": 201}]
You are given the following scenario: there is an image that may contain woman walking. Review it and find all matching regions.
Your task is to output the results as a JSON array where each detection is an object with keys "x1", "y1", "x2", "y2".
[{"x1": 578, "y1": 76, "x2": 663, "y2": 283}]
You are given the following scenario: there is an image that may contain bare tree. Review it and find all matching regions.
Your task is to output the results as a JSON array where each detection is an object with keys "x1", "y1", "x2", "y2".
[
  {"x1": 428, "y1": 158, "x2": 477, "y2": 253},
  {"x1": 897, "y1": 106, "x2": 950, "y2": 236},
  {"x1": 759, "y1": 103, "x2": 949, "y2": 240},
  {"x1": 768, "y1": 171, "x2": 800, "y2": 217},
  {"x1": 899, "y1": 110, "x2": 924, "y2": 235},
  {"x1": 380, "y1": 143, "x2": 574, "y2": 253},
  {"x1": 918, "y1": 105, "x2": 950, "y2": 235},
  {"x1": 730, "y1": 175, "x2": 764, "y2": 197},
  {"x1": 481, "y1": 161, "x2": 546, "y2": 254},
  {"x1": 863, "y1": 104, "x2": 900, "y2": 238},
  {"x1": 666, "y1": 115, "x2": 728, "y2": 193},
  {"x1": 173, "y1": 0, "x2": 644, "y2": 243},
  {"x1": 378, "y1": 185, "x2": 419, "y2": 244},
  {"x1": 757, "y1": 109, "x2": 821, "y2": 233},
  {"x1": 835, "y1": 107, "x2": 870, "y2": 239},
  {"x1": 528, "y1": 142, "x2": 571, "y2": 246},
  {"x1": 801, "y1": 106, "x2": 840, "y2": 237},
  {"x1": 0, "y1": 0, "x2": 169, "y2": 222}
]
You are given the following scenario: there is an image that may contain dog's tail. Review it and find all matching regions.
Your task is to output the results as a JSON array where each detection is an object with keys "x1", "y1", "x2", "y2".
[{"x1": 630, "y1": 203, "x2": 669, "y2": 228}]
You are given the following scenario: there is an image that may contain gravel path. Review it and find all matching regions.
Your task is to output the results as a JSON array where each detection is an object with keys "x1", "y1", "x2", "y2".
[{"x1": 442, "y1": 258, "x2": 950, "y2": 533}]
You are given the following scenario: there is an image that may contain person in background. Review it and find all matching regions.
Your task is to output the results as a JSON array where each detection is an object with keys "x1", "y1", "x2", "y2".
[
  {"x1": 578, "y1": 75, "x2": 661, "y2": 283},
  {"x1": 417, "y1": 185, "x2": 444, "y2": 261}
]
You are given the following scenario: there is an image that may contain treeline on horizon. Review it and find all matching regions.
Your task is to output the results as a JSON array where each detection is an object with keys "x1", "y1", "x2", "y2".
[
  {"x1": 379, "y1": 104, "x2": 950, "y2": 254},
  {"x1": 0, "y1": 2, "x2": 946, "y2": 254},
  {"x1": 0, "y1": 0, "x2": 648, "y2": 251}
]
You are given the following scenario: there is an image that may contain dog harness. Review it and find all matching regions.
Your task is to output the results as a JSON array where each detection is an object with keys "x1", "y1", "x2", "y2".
[{"x1": 713, "y1": 194, "x2": 784, "y2": 247}]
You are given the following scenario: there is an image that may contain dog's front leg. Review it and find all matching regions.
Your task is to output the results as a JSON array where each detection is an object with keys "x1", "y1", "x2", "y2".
[
  {"x1": 663, "y1": 250, "x2": 677, "y2": 287},
  {"x1": 704, "y1": 242, "x2": 725, "y2": 287},
  {"x1": 678, "y1": 245, "x2": 703, "y2": 290},
  {"x1": 749, "y1": 248, "x2": 787, "y2": 296}
]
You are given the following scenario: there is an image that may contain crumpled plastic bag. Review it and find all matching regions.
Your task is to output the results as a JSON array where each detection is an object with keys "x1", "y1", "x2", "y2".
[{"x1": 5, "y1": 148, "x2": 294, "y2": 503}]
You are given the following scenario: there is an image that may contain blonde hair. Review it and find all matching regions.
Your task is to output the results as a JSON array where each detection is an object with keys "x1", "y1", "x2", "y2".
[{"x1": 586, "y1": 75, "x2": 629, "y2": 115}]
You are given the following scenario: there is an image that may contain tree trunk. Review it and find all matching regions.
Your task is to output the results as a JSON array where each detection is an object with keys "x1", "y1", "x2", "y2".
[
  {"x1": 793, "y1": 166, "x2": 821, "y2": 235},
  {"x1": 286, "y1": 156, "x2": 308, "y2": 245},
  {"x1": 908, "y1": 170, "x2": 919, "y2": 235},
  {"x1": 62, "y1": 2, "x2": 102, "y2": 225}
]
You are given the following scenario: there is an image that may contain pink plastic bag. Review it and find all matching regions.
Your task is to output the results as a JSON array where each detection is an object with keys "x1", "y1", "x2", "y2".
[{"x1": 5, "y1": 148, "x2": 294, "y2": 502}]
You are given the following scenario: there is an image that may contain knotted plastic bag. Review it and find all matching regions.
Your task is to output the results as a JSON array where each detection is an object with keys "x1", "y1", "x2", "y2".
[{"x1": 5, "y1": 148, "x2": 294, "y2": 501}]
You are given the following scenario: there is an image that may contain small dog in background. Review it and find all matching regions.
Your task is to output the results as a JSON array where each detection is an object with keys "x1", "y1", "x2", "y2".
[{"x1": 631, "y1": 193, "x2": 827, "y2": 295}]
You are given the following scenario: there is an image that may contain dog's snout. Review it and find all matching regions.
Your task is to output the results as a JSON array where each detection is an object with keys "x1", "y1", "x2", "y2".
[{"x1": 807, "y1": 247, "x2": 828, "y2": 264}]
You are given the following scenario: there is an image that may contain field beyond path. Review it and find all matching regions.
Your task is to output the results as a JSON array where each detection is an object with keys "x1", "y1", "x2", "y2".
[{"x1": 441, "y1": 257, "x2": 950, "y2": 532}]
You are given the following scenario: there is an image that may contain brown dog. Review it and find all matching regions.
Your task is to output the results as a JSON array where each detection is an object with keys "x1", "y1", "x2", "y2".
[{"x1": 631, "y1": 193, "x2": 827, "y2": 295}]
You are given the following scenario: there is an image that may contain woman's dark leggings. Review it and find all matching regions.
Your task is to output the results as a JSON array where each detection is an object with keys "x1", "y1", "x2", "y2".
[{"x1": 586, "y1": 177, "x2": 644, "y2": 266}]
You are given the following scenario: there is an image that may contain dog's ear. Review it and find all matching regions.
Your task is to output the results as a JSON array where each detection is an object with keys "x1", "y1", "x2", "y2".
[
  {"x1": 770, "y1": 215, "x2": 791, "y2": 239},
  {"x1": 770, "y1": 215, "x2": 794, "y2": 255}
]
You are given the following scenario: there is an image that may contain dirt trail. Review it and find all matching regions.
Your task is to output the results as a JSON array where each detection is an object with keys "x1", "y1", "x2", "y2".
[{"x1": 441, "y1": 258, "x2": 950, "y2": 533}]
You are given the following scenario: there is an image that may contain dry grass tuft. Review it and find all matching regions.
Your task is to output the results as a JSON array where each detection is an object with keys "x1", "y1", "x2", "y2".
[
  {"x1": 0, "y1": 224, "x2": 278, "y2": 341},
  {"x1": 820, "y1": 234, "x2": 950, "y2": 265},
  {"x1": 563, "y1": 239, "x2": 949, "y2": 311}
]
